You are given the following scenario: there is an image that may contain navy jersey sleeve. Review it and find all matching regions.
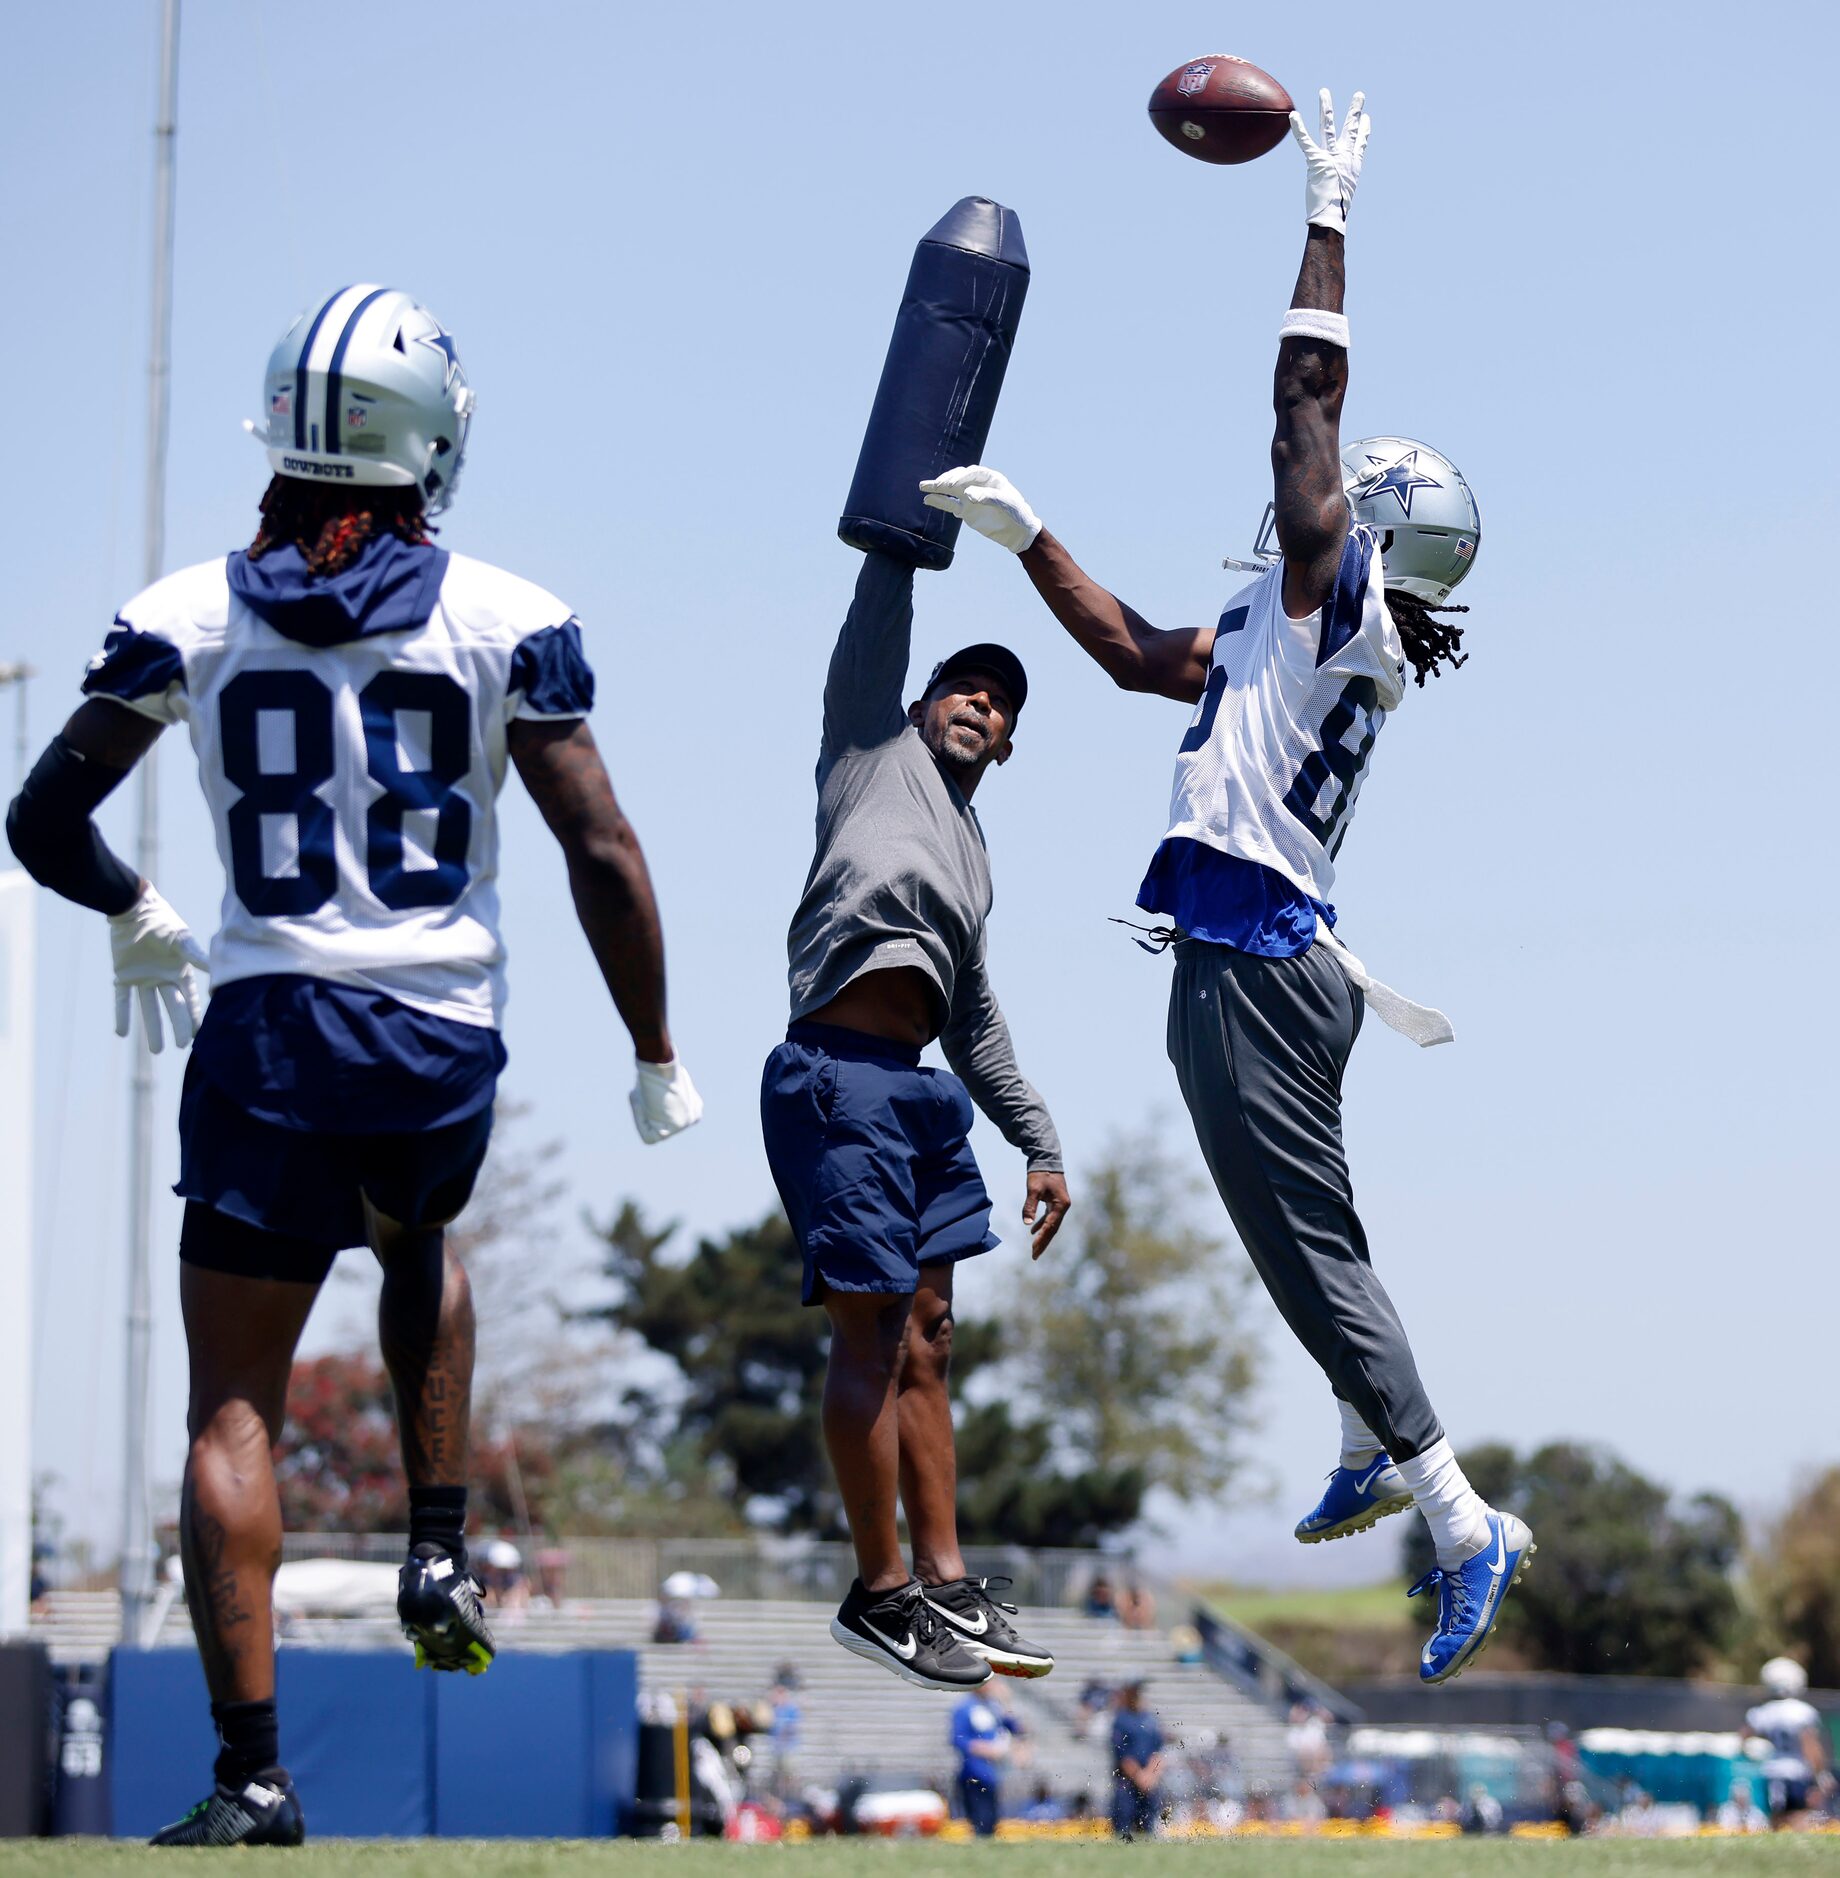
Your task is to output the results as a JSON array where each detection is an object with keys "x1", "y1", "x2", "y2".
[
  {"x1": 81, "y1": 620, "x2": 187, "y2": 725},
  {"x1": 508, "y1": 619, "x2": 595, "y2": 721}
]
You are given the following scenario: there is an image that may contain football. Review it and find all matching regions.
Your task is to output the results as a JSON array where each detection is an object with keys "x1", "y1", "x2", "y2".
[{"x1": 1148, "y1": 55, "x2": 1294, "y2": 165}]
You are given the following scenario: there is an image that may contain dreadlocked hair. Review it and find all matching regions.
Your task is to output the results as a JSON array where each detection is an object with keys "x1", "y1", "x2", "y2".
[
  {"x1": 247, "y1": 475, "x2": 433, "y2": 576},
  {"x1": 1386, "y1": 591, "x2": 1470, "y2": 688}
]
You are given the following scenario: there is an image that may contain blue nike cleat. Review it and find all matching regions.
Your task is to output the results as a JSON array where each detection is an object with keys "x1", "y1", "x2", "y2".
[
  {"x1": 1409, "y1": 1510, "x2": 1536, "y2": 1685},
  {"x1": 1295, "y1": 1456, "x2": 1414, "y2": 1544}
]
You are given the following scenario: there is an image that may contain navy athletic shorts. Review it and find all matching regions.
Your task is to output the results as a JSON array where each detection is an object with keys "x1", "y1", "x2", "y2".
[
  {"x1": 176, "y1": 1060, "x2": 494, "y2": 1272},
  {"x1": 760, "y1": 1021, "x2": 997, "y2": 1304}
]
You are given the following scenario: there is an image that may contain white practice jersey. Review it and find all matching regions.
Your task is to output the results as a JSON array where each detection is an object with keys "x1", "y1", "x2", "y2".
[
  {"x1": 1746, "y1": 1697, "x2": 1820, "y2": 1775},
  {"x1": 1162, "y1": 525, "x2": 1404, "y2": 904},
  {"x1": 84, "y1": 551, "x2": 593, "y2": 1027}
]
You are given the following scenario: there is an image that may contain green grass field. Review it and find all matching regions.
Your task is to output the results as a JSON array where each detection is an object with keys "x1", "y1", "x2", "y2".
[{"x1": 3, "y1": 1840, "x2": 1837, "y2": 1877}]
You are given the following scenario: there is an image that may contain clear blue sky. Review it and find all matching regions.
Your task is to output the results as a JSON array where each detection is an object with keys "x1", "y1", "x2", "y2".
[{"x1": 6, "y1": 0, "x2": 1835, "y2": 1582}]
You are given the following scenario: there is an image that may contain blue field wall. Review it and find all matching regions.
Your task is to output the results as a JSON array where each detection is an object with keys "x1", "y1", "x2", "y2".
[{"x1": 108, "y1": 1648, "x2": 637, "y2": 1839}]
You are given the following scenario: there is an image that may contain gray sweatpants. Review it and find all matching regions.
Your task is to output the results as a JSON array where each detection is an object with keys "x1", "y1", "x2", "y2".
[{"x1": 1166, "y1": 936, "x2": 1443, "y2": 1460}]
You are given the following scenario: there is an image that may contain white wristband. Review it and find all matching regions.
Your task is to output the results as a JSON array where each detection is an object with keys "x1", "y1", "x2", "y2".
[{"x1": 1279, "y1": 308, "x2": 1349, "y2": 348}]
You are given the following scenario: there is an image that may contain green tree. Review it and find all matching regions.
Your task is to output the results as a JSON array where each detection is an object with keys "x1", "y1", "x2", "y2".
[
  {"x1": 1750, "y1": 1466, "x2": 1840, "y2": 1687},
  {"x1": 1400, "y1": 1441, "x2": 1744, "y2": 1676},
  {"x1": 585, "y1": 1202, "x2": 837, "y2": 1530},
  {"x1": 583, "y1": 1196, "x2": 1166, "y2": 1545},
  {"x1": 274, "y1": 1350, "x2": 558, "y2": 1534},
  {"x1": 996, "y1": 1127, "x2": 1262, "y2": 1510}
]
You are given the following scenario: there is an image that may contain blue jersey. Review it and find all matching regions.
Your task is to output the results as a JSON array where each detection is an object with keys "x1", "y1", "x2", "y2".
[{"x1": 951, "y1": 1696, "x2": 1018, "y2": 1781}]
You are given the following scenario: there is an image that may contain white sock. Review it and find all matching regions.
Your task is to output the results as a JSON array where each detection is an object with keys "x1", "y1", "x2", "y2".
[
  {"x1": 1337, "y1": 1399, "x2": 1384, "y2": 1469},
  {"x1": 1395, "y1": 1437, "x2": 1491, "y2": 1569}
]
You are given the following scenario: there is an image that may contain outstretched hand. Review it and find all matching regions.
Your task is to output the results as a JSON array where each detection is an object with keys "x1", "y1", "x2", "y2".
[
  {"x1": 1024, "y1": 1169, "x2": 1071, "y2": 1259},
  {"x1": 919, "y1": 466, "x2": 1043, "y2": 554},
  {"x1": 1289, "y1": 87, "x2": 1371, "y2": 233}
]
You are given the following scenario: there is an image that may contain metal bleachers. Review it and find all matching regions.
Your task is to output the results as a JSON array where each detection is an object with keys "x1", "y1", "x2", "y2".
[{"x1": 29, "y1": 1579, "x2": 1309, "y2": 1800}]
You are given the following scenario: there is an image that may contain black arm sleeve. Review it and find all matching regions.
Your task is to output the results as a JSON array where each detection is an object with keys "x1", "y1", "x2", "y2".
[{"x1": 5, "y1": 735, "x2": 140, "y2": 914}]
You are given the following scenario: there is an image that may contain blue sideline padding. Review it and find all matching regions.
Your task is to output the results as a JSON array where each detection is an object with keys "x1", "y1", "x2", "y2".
[
  {"x1": 108, "y1": 1647, "x2": 637, "y2": 1838},
  {"x1": 110, "y1": 1649, "x2": 432, "y2": 1838},
  {"x1": 433, "y1": 1649, "x2": 638, "y2": 1837}
]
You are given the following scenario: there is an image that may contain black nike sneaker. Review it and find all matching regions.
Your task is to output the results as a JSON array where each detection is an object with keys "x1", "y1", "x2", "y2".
[
  {"x1": 398, "y1": 1543, "x2": 496, "y2": 1675},
  {"x1": 830, "y1": 1577, "x2": 993, "y2": 1691},
  {"x1": 150, "y1": 1771, "x2": 305, "y2": 1846},
  {"x1": 922, "y1": 1574, "x2": 1055, "y2": 1678}
]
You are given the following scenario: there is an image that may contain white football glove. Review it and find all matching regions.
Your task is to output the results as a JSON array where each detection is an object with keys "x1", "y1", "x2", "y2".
[
  {"x1": 1290, "y1": 87, "x2": 1371, "y2": 234},
  {"x1": 630, "y1": 1056, "x2": 704, "y2": 1145},
  {"x1": 918, "y1": 466, "x2": 1042, "y2": 554},
  {"x1": 109, "y1": 883, "x2": 209, "y2": 1054}
]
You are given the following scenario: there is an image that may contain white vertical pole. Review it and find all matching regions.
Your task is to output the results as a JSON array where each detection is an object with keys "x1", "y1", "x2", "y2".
[
  {"x1": 120, "y1": 0, "x2": 181, "y2": 1650},
  {"x1": 0, "y1": 872, "x2": 34, "y2": 1637}
]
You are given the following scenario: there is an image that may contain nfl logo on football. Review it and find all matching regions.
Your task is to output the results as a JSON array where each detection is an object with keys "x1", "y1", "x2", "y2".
[{"x1": 1177, "y1": 63, "x2": 1212, "y2": 96}]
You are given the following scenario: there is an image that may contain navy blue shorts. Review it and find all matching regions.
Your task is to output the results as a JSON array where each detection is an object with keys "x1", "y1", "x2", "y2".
[
  {"x1": 176, "y1": 1060, "x2": 494, "y2": 1264},
  {"x1": 761, "y1": 1021, "x2": 997, "y2": 1304}
]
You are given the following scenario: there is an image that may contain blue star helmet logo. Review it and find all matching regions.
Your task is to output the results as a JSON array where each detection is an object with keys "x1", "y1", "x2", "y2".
[
  {"x1": 1351, "y1": 448, "x2": 1442, "y2": 518},
  {"x1": 416, "y1": 325, "x2": 462, "y2": 392}
]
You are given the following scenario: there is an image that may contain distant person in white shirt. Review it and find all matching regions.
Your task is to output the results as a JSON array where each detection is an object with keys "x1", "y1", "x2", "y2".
[{"x1": 1713, "y1": 1777, "x2": 1769, "y2": 1834}]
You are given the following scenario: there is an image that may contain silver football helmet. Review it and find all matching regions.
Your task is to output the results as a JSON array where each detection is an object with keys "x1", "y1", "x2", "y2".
[
  {"x1": 246, "y1": 286, "x2": 475, "y2": 513},
  {"x1": 1236, "y1": 435, "x2": 1481, "y2": 604}
]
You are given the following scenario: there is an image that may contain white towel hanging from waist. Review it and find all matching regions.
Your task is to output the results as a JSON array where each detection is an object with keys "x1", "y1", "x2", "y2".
[{"x1": 1315, "y1": 924, "x2": 1454, "y2": 1048}]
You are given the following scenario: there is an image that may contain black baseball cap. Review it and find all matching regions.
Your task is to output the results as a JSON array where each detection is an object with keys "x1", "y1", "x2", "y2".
[{"x1": 925, "y1": 642, "x2": 1028, "y2": 719}]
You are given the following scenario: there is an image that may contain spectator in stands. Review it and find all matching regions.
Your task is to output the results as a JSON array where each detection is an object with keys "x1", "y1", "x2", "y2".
[
  {"x1": 653, "y1": 1590, "x2": 698, "y2": 1644},
  {"x1": 766, "y1": 1680, "x2": 801, "y2": 1794},
  {"x1": 951, "y1": 1685, "x2": 1023, "y2": 1837},
  {"x1": 1459, "y1": 1783, "x2": 1504, "y2": 1835},
  {"x1": 1074, "y1": 1677, "x2": 1112, "y2": 1741},
  {"x1": 1020, "y1": 1779, "x2": 1064, "y2": 1823},
  {"x1": 479, "y1": 1538, "x2": 530, "y2": 1612},
  {"x1": 1110, "y1": 1681, "x2": 1165, "y2": 1841},
  {"x1": 1280, "y1": 1776, "x2": 1326, "y2": 1828},
  {"x1": 1616, "y1": 1788, "x2": 1665, "y2": 1838},
  {"x1": 1117, "y1": 1580, "x2": 1157, "y2": 1631},
  {"x1": 1715, "y1": 1778, "x2": 1770, "y2": 1834},
  {"x1": 1084, "y1": 1573, "x2": 1118, "y2": 1620},
  {"x1": 1285, "y1": 1701, "x2": 1332, "y2": 1782},
  {"x1": 1168, "y1": 1622, "x2": 1203, "y2": 1666}
]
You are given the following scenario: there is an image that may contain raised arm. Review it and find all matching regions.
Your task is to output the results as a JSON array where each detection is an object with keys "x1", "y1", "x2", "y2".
[
  {"x1": 821, "y1": 550, "x2": 916, "y2": 757},
  {"x1": 1272, "y1": 90, "x2": 1371, "y2": 619},
  {"x1": 508, "y1": 717, "x2": 701, "y2": 1142},
  {"x1": 920, "y1": 467, "x2": 1212, "y2": 704}
]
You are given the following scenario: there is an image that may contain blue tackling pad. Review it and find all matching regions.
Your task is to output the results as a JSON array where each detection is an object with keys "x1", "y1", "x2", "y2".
[{"x1": 838, "y1": 197, "x2": 1030, "y2": 571}]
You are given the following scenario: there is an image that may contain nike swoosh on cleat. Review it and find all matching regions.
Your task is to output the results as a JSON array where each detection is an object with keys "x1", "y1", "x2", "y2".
[
  {"x1": 1353, "y1": 1461, "x2": 1389, "y2": 1494},
  {"x1": 1488, "y1": 1521, "x2": 1508, "y2": 1575},
  {"x1": 926, "y1": 1599, "x2": 989, "y2": 1637},
  {"x1": 862, "y1": 1618, "x2": 919, "y2": 1660}
]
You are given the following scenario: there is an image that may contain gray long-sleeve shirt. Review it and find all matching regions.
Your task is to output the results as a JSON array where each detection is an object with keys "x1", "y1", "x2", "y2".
[{"x1": 785, "y1": 551, "x2": 1061, "y2": 1172}]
